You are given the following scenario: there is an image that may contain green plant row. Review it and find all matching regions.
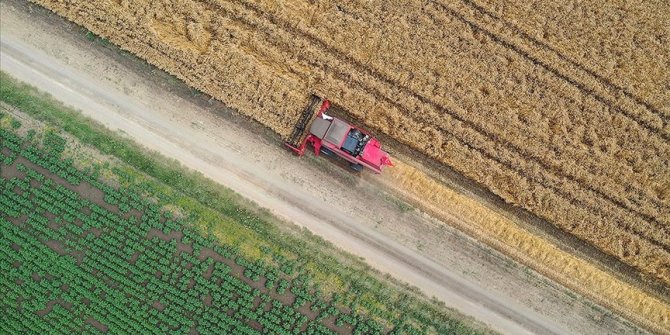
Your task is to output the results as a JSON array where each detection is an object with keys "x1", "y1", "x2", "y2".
[
  {"x1": 0, "y1": 71, "x2": 492, "y2": 335},
  {"x1": 1, "y1": 128, "x2": 402, "y2": 334}
]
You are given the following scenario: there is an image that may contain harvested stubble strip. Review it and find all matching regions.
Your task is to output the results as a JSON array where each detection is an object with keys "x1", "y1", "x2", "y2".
[
  {"x1": 204, "y1": 0, "x2": 670, "y2": 271},
  {"x1": 260, "y1": 0, "x2": 670, "y2": 222},
  {"x1": 385, "y1": 161, "x2": 670, "y2": 335},
  {"x1": 32, "y1": 0, "x2": 670, "y2": 290}
]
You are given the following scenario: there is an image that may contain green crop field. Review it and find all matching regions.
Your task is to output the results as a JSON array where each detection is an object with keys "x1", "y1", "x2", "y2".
[
  {"x1": 0, "y1": 73, "x2": 490, "y2": 335},
  {"x1": 0, "y1": 120, "x2": 416, "y2": 334},
  {"x1": 0, "y1": 118, "x2": 409, "y2": 335}
]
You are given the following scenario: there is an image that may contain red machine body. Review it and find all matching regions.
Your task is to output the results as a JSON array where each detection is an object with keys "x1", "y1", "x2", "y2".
[{"x1": 285, "y1": 97, "x2": 393, "y2": 174}]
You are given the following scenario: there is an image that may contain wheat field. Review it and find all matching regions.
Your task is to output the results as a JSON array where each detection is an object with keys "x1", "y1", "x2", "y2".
[
  {"x1": 32, "y1": 0, "x2": 669, "y2": 290},
  {"x1": 476, "y1": 0, "x2": 670, "y2": 110}
]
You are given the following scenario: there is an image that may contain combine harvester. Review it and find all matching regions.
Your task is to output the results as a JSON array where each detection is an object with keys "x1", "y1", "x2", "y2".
[{"x1": 286, "y1": 95, "x2": 393, "y2": 173}]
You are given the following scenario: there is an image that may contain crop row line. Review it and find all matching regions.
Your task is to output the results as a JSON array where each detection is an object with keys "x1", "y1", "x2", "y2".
[
  {"x1": 457, "y1": 0, "x2": 669, "y2": 121},
  {"x1": 431, "y1": 0, "x2": 670, "y2": 133},
  {"x1": 205, "y1": 0, "x2": 669, "y2": 242},
  {"x1": 417, "y1": 3, "x2": 669, "y2": 200}
]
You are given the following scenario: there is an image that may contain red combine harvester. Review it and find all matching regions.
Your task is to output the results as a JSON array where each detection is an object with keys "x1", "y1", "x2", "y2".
[{"x1": 285, "y1": 95, "x2": 393, "y2": 173}]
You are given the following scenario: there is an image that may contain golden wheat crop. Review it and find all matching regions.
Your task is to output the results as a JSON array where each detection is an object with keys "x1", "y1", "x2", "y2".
[
  {"x1": 475, "y1": 0, "x2": 670, "y2": 112},
  {"x1": 32, "y1": 0, "x2": 670, "y2": 288}
]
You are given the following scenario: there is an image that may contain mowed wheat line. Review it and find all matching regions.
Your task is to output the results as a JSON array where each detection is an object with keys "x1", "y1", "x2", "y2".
[
  {"x1": 465, "y1": 0, "x2": 670, "y2": 119},
  {"x1": 178, "y1": 0, "x2": 670, "y2": 278},
  {"x1": 200, "y1": 0, "x2": 670, "y2": 286},
  {"x1": 209, "y1": 0, "x2": 670, "y2": 238},
  {"x1": 450, "y1": 0, "x2": 670, "y2": 122},
  {"x1": 31, "y1": 0, "x2": 670, "y2": 285},
  {"x1": 418, "y1": 1, "x2": 670, "y2": 208}
]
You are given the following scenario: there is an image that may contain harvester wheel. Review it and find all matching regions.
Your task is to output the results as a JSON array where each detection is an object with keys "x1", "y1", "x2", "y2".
[{"x1": 349, "y1": 163, "x2": 363, "y2": 172}]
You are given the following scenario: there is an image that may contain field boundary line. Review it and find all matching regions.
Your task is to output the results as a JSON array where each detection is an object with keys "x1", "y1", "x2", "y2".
[
  {"x1": 383, "y1": 161, "x2": 670, "y2": 335},
  {"x1": 206, "y1": 0, "x2": 670, "y2": 242}
]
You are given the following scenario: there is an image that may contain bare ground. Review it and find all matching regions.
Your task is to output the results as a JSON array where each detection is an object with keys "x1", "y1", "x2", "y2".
[{"x1": 0, "y1": 1, "x2": 651, "y2": 334}]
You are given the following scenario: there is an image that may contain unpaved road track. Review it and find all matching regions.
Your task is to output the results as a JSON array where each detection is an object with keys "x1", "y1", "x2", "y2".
[
  {"x1": 0, "y1": 3, "x2": 648, "y2": 334},
  {"x1": 0, "y1": 35, "x2": 563, "y2": 335}
]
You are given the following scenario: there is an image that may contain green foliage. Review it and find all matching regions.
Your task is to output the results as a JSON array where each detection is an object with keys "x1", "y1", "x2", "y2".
[
  {"x1": 0, "y1": 129, "x2": 404, "y2": 335},
  {"x1": 43, "y1": 130, "x2": 66, "y2": 154},
  {"x1": 0, "y1": 72, "x2": 268, "y2": 235},
  {"x1": 0, "y1": 72, "x2": 493, "y2": 335},
  {"x1": 10, "y1": 118, "x2": 21, "y2": 129},
  {"x1": 85, "y1": 30, "x2": 96, "y2": 41},
  {"x1": 83, "y1": 30, "x2": 110, "y2": 46},
  {"x1": 26, "y1": 129, "x2": 36, "y2": 141}
]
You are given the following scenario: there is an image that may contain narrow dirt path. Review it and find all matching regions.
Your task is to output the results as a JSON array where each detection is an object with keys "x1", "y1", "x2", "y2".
[
  {"x1": 0, "y1": 34, "x2": 561, "y2": 335},
  {"x1": 0, "y1": 3, "x2": 648, "y2": 334}
]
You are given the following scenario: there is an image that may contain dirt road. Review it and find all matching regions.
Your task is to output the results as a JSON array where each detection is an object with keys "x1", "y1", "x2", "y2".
[{"x1": 0, "y1": 2, "x2": 647, "y2": 334}]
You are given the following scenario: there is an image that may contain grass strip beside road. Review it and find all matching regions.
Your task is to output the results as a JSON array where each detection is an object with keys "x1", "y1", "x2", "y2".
[{"x1": 0, "y1": 71, "x2": 492, "y2": 335}]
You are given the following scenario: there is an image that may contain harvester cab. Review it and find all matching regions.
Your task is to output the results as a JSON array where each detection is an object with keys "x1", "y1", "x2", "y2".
[{"x1": 285, "y1": 95, "x2": 393, "y2": 174}]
